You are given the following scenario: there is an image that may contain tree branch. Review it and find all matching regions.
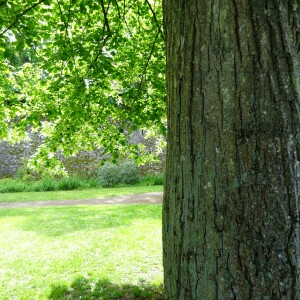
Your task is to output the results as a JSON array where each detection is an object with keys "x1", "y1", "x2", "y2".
[
  {"x1": 100, "y1": 0, "x2": 111, "y2": 35},
  {"x1": 145, "y1": 0, "x2": 164, "y2": 41},
  {"x1": 56, "y1": 0, "x2": 78, "y2": 74},
  {"x1": 0, "y1": 0, "x2": 46, "y2": 36},
  {"x1": 138, "y1": 29, "x2": 160, "y2": 92},
  {"x1": 114, "y1": 0, "x2": 121, "y2": 19}
]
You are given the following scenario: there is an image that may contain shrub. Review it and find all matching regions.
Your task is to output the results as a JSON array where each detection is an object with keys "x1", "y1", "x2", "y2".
[
  {"x1": 119, "y1": 160, "x2": 140, "y2": 185},
  {"x1": 15, "y1": 160, "x2": 41, "y2": 180},
  {"x1": 98, "y1": 160, "x2": 140, "y2": 187},
  {"x1": 98, "y1": 162, "x2": 121, "y2": 187}
]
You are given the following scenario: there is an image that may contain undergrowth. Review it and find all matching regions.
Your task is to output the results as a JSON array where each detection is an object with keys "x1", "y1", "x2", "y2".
[
  {"x1": 0, "y1": 177, "x2": 98, "y2": 193},
  {"x1": 0, "y1": 174, "x2": 163, "y2": 193}
]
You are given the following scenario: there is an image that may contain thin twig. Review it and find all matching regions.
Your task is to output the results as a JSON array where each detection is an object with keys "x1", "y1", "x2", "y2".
[
  {"x1": 87, "y1": 0, "x2": 113, "y2": 71},
  {"x1": 145, "y1": 0, "x2": 164, "y2": 41},
  {"x1": 138, "y1": 29, "x2": 160, "y2": 92},
  {"x1": 114, "y1": 0, "x2": 121, "y2": 19}
]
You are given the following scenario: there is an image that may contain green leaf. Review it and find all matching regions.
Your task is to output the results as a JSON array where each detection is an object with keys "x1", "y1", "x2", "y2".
[
  {"x1": 16, "y1": 40, "x2": 25, "y2": 51},
  {"x1": 3, "y1": 49, "x2": 10, "y2": 58},
  {"x1": 131, "y1": 125, "x2": 138, "y2": 131},
  {"x1": 80, "y1": 3, "x2": 86, "y2": 13}
]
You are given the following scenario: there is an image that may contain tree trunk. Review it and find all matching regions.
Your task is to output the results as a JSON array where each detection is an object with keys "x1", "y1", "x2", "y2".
[{"x1": 162, "y1": 1, "x2": 300, "y2": 298}]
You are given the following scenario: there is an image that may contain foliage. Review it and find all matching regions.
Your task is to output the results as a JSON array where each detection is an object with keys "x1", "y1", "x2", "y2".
[
  {"x1": 2, "y1": 160, "x2": 162, "y2": 193},
  {"x1": 15, "y1": 155, "x2": 69, "y2": 180},
  {"x1": 0, "y1": 0, "x2": 166, "y2": 172},
  {"x1": 140, "y1": 174, "x2": 164, "y2": 186},
  {"x1": 98, "y1": 162, "x2": 121, "y2": 187},
  {"x1": 119, "y1": 159, "x2": 140, "y2": 185},
  {"x1": 0, "y1": 178, "x2": 29, "y2": 193},
  {"x1": 98, "y1": 159, "x2": 140, "y2": 187},
  {"x1": 0, "y1": 176, "x2": 99, "y2": 193},
  {"x1": 15, "y1": 158, "x2": 44, "y2": 180},
  {"x1": 0, "y1": 204, "x2": 163, "y2": 299},
  {"x1": 50, "y1": 277, "x2": 163, "y2": 300}
]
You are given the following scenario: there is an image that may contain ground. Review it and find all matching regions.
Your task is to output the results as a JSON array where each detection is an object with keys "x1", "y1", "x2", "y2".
[{"x1": 0, "y1": 192, "x2": 163, "y2": 208}]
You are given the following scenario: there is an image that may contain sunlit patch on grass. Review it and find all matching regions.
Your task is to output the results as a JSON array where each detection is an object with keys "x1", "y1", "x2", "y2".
[{"x1": 0, "y1": 204, "x2": 163, "y2": 299}]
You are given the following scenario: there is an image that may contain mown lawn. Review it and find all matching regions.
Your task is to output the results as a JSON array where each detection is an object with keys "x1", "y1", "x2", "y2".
[
  {"x1": 0, "y1": 185, "x2": 163, "y2": 203},
  {"x1": 0, "y1": 204, "x2": 163, "y2": 299}
]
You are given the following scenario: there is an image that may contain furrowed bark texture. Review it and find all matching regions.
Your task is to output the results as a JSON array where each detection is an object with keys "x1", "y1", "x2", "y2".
[{"x1": 163, "y1": 0, "x2": 300, "y2": 298}]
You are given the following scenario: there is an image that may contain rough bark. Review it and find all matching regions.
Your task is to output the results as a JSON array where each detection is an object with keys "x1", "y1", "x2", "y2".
[{"x1": 162, "y1": 0, "x2": 300, "y2": 298}]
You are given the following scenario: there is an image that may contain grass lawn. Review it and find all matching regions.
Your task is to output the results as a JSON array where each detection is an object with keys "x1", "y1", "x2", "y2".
[
  {"x1": 0, "y1": 204, "x2": 163, "y2": 299},
  {"x1": 0, "y1": 185, "x2": 163, "y2": 203}
]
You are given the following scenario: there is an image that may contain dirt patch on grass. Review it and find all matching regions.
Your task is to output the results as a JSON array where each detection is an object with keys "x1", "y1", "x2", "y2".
[{"x1": 0, "y1": 192, "x2": 163, "y2": 208}]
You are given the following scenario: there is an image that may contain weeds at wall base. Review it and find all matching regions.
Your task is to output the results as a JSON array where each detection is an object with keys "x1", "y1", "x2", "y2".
[{"x1": 0, "y1": 174, "x2": 163, "y2": 193}]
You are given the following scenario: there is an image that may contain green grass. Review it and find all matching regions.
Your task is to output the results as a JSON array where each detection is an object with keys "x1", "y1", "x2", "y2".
[
  {"x1": 0, "y1": 204, "x2": 163, "y2": 299},
  {"x1": 139, "y1": 175, "x2": 164, "y2": 186},
  {"x1": 0, "y1": 177, "x2": 99, "y2": 193},
  {"x1": 0, "y1": 174, "x2": 164, "y2": 193},
  {"x1": 0, "y1": 185, "x2": 163, "y2": 203}
]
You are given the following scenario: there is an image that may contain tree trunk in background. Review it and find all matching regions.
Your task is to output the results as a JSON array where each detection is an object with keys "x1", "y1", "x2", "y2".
[{"x1": 162, "y1": 1, "x2": 300, "y2": 298}]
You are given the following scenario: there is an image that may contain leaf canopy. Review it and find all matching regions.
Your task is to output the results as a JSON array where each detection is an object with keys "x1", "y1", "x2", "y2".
[{"x1": 0, "y1": 0, "x2": 165, "y2": 169}]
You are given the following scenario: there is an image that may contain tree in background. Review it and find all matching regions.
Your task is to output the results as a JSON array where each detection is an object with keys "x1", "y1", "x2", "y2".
[{"x1": 1, "y1": 0, "x2": 300, "y2": 298}]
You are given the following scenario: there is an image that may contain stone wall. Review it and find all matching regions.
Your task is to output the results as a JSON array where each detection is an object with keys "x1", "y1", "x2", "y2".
[
  {"x1": 0, "y1": 135, "x2": 41, "y2": 177},
  {"x1": 0, "y1": 132, "x2": 165, "y2": 178}
]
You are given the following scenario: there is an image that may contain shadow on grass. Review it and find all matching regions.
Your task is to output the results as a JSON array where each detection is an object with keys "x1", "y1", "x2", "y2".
[
  {"x1": 0, "y1": 205, "x2": 161, "y2": 237},
  {"x1": 49, "y1": 277, "x2": 163, "y2": 300}
]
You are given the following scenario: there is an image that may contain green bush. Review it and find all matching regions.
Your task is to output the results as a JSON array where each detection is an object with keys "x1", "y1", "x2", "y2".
[
  {"x1": 15, "y1": 160, "x2": 41, "y2": 180},
  {"x1": 119, "y1": 160, "x2": 140, "y2": 185},
  {"x1": 98, "y1": 160, "x2": 140, "y2": 187},
  {"x1": 98, "y1": 163, "x2": 121, "y2": 187}
]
